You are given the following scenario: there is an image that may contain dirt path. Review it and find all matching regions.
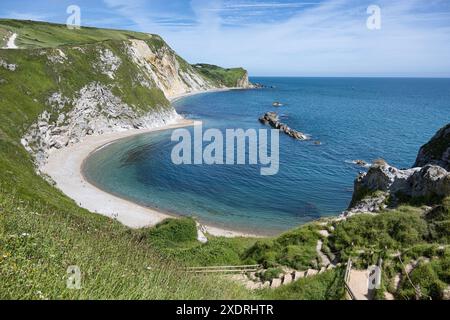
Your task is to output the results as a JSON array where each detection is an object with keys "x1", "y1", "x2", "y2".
[
  {"x1": 5, "y1": 33, "x2": 18, "y2": 49},
  {"x1": 316, "y1": 240, "x2": 331, "y2": 267}
]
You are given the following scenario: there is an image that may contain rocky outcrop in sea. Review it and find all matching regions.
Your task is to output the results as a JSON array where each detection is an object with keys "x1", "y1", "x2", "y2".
[
  {"x1": 259, "y1": 112, "x2": 308, "y2": 140},
  {"x1": 343, "y1": 123, "x2": 450, "y2": 217}
]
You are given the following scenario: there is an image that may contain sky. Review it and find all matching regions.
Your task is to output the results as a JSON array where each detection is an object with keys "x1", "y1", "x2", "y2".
[{"x1": 1, "y1": 0, "x2": 450, "y2": 77}]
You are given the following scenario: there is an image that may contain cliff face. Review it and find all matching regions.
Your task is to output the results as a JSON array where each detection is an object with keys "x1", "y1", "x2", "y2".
[
  {"x1": 345, "y1": 124, "x2": 450, "y2": 217},
  {"x1": 414, "y1": 123, "x2": 450, "y2": 171},
  {"x1": 126, "y1": 39, "x2": 216, "y2": 99},
  {"x1": 0, "y1": 20, "x2": 252, "y2": 168}
]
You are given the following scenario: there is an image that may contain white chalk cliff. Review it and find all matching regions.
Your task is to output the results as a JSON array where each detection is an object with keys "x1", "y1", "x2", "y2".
[{"x1": 18, "y1": 37, "x2": 252, "y2": 167}]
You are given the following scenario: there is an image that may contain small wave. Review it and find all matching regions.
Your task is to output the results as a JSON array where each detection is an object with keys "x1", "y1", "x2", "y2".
[{"x1": 345, "y1": 160, "x2": 371, "y2": 168}]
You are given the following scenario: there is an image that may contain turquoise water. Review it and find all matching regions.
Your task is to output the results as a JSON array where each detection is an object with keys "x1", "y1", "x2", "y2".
[{"x1": 83, "y1": 77, "x2": 450, "y2": 235}]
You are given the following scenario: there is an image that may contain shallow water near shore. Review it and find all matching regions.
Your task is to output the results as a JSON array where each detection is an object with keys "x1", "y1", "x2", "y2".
[{"x1": 83, "y1": 77, "x2": 450, "y2": 235}]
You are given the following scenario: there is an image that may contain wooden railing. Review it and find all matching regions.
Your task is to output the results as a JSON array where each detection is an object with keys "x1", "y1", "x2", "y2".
[
  {"x1": 186, "y1": 264, "x2": 262, "y2": 274},
  {"x1": 344, "y1": 258, "x2": 357, "y2": 300}
]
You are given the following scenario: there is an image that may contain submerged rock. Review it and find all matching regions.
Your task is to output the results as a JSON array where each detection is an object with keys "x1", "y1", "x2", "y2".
[{"x1": 353, "y1": 160, "x2": 368, "y2": 167}]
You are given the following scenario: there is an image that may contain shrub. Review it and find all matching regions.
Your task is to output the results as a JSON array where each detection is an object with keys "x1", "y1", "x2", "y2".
[
  {"x1": 243, "y1": 225, "x2": 320, "y2": 270},
  {"x1": 398, "y1": 263, "x2": 446, "y2": 300},
  {"x1": 259, "y1": 268, "x2": 283, "y2": 282},
  {"x1": 143, "y1": 218, "x2": 197, "y2": 247}
]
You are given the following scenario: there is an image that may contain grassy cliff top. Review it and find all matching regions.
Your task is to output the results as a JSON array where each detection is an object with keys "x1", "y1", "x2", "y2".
[
  {"x1": 193, "y1": 63, "x2": 248, "y2": 87},
  {"x1": 0, "y1": 19, "x2": 162, "y2": 49}
]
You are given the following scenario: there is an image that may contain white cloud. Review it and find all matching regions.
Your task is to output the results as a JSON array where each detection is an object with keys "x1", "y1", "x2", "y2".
[{"x1": 103, "y1": 0, "x2": 450, "y2": 77}]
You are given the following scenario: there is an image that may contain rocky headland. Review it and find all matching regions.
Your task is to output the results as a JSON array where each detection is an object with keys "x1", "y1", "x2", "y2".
[{"x1": 343, "y1": 123, "x2": 450, "y2": 217}]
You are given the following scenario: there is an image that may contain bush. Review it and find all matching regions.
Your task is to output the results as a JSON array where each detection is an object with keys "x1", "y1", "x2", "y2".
[
  {"x1": 243, "y1": 225, "x2": 320, "y2": 270},
  {"x1": 398, "y1": 263, "x2": 446, "y2": 300},
  {"x1": 330, "y1": 209, "x2": 428, "y2": 252},
  {"x1": 260, "y1": 268, "x2": 346, "y2": 300},
  {"x1": 259, "y1": 268, "x2": 283, "y2": 282},
  {"x1": 143, "y1": 218, "x2": 197, "y2": 247},
  {"x1": 424, "y1": 204, "x2": 450, "y2": 243}
]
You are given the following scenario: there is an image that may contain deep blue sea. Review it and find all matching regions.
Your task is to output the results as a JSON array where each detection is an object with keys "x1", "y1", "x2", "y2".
[{"x1": 83, "y1": 77, "x2": 450, "y2": 235}]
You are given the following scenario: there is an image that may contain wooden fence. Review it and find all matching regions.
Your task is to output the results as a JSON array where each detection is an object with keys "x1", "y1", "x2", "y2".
[
  {"x1": 186, "y1": 264, "x2": 262, "y2": 274},
  {"x1": 344, "y1": 259, "x2": 357, "y2": 300}
]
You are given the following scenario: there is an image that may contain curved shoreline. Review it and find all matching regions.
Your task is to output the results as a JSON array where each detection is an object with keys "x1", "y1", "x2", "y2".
[{"x1": 42, "y1": 89, "x2": 262, "y2": 238}]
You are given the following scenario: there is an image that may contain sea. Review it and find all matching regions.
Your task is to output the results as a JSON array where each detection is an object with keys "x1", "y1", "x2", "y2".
[{"x1": 83, "y1": 77, "x2": 450, "y2": 235}]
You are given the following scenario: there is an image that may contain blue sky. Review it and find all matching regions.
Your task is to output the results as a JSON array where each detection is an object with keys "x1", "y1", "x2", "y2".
[{"x1": 1, "y1": 0, "x2": 450, "y2": 77}]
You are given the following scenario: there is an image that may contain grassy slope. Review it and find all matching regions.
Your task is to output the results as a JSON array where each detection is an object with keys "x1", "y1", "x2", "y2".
[
  {"x1": 0, "y1": 27, "x2": 9, "y2": 47},
  {"x1": 260, "y1": 268, "x2": 346, "y2": 300},
  {"x1": 0, "y1": 19, "x2": 155, "y2": 48},
  {"x1": 0, "y1": 20, "x2": 252, "y2": 299},
  {"x1": 136, "y1": 218, "x2": 257, "y2": 267},
  {"x1": 242, "y1": 224, "x2": 322, "y2": 270},
  {"x1": 0, "y1": 147, "x2": 251, "y2": 299},
  {"x1": 193, "y1": 64, "x2": 248, "y2": 87},
  {"x1": 327, "y1": 200, "x2": 450, "y2": 300}
]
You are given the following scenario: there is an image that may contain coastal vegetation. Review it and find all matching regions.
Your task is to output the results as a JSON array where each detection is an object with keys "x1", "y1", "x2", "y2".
[
  {"x1": 0, "y1": 19, "x2": 159, "y2": 48},
  {"x1": 243, "y1": 225, "x2": 321, "y2": 270},
  {"x1": 1, "y1": 19, "x2": 449, "y2": 300},
  {"x1": 193, "y1": 63, "x2": 249, "y2": 87},
  {"x1": 0, "y1": 19, "x2": 253, "y2": 299},
  {"x1": 260, "y1": 268, "x2": 346, "y2": 300},
  {"x1": 137, "y1": 218, "x2": 256, "y2": 267}
]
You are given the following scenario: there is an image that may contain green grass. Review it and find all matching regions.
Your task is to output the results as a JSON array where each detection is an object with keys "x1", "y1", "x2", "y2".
[
  {"x1": 257, "y1": 267, "x2": 284, "y2": 282},
  {"x1": 397, "y1": 249, "x2": 450, "y2": 300},
  {"x1": 326, "y1": 200, "x2": 450, "y2": 299},
  {"x1": 243, "y1": 224, "x2": 321, "y2": 270},
  {"x1": 0, "y1": 133, "x2": 256, "y2": 299},
  {"x1": 193, "y1": 64, "x2": 248, "y2": 87},
  {"x1": 136, "y1": 218, "x2": 257, "y2": 267},
  {"x1": 259, "y1": 268, "x2": 346, "y2": 300},
  {"x1": 0, "y1": 27, "x2": 10, "y2": 47},
  {"x1": 329, "y1": 206, "x2": 428, "y2": 254},
  {"x1": 0, "y1": 19, "x2": 157, "y2": 49}
]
